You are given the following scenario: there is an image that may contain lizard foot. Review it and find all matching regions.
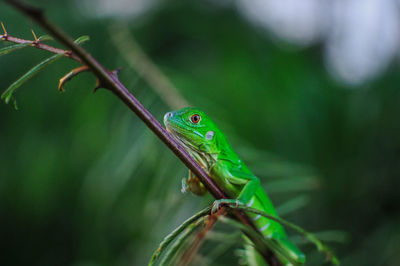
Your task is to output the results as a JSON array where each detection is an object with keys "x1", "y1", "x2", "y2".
[
  {"x1": 211, "y1": 199, "x2": 242, "y2": 213},
  {"x1": 181, "y1": 177, "x2": 188, "y2": 194}
]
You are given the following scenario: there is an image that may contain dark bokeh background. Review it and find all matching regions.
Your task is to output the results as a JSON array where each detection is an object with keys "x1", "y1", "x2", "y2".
[{"x1": 1, "y1": 1, "x2": 400, "y2": 265}]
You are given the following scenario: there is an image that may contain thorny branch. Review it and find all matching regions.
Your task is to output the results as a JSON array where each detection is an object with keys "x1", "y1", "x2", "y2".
[
  {"x1": 0, "y1": 23, "x2": 81, "y2": 62},
  {"x1": 2, "y1": 0, "x2": 281, "y2": 264}
]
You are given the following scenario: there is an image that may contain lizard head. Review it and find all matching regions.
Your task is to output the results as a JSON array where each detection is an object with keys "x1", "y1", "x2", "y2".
[{"x1": 164, "y1": 107, "x2": 220, "y2": 154}]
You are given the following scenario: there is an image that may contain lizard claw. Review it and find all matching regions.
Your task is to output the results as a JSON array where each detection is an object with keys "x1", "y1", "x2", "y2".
[
  {"x1": 181, "y1": 178, "x2": 188, "y2": 194},
  {"x1": 211, "y1": 200, "x2": 221, "y2": 214},
  {"x1": 212, "y1": 199, "x2": 243, "y2": 214}
]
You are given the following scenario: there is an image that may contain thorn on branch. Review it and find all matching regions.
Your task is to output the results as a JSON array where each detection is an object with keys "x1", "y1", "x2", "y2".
[
  {"x1": 93, "y1": 77, "x2": 110, "y2": 93},
  {"x1": 94, "y1": 67, "x2": 122, "y2": 93},
  {"x1": 1, "y1": 22, "x2": 9, "y2": 40},
  {"x1": 110, "y1": 67, "x2": 122, "y2": 79},
  {"x1": 31, "y1": 29, "x2": 40, "y2": 45},
  {"x1": 93, "y1": 79, "x2": 102, "y2": 93}
]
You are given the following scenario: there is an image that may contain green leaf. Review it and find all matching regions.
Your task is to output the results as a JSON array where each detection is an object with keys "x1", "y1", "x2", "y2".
[
  {"x1": 0, "y1": 43, "x2": 31, "y2": 56},
  {"x1": 1, "y1": 53, "x2": 64, "y2": 108},
  {"x1": 74, "y1": 35, "x2": 90, "y2": 45},
  {"x1": 158, "y1": 218, "x2": 205, "y2": 266},
  {"x1": 148, "y1": 207, "x2": 210, "y2": 266},
  {"x1": 12, "y1": 95, "x2": 18, "y2": 110}
]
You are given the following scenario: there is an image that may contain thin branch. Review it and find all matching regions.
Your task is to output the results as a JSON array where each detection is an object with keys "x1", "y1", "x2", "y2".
[
  {"x1": 1, "y1": 32, "x2": 81, "y2": 62},
  {"x1": 3, "y1": 0, "x2": 280, "y2": 265}
]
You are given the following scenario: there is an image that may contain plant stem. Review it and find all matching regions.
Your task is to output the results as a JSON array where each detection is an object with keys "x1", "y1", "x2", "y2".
[{"x1": 1, "y1": 34, "x2": 81, "y2": 62}]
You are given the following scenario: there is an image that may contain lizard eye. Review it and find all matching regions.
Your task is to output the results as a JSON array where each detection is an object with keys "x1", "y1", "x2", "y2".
[{"x1": 190, "y1": 114, "x2": 201, "y2": 124}]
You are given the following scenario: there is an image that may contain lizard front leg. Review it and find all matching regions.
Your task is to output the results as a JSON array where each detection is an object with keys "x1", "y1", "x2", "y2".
[
  {"x1": 211, "y1": 177, "x2": 259, "y2": 213},
  {"x1": 211, "y1": 162, "x2": 260, "y2": 212},
  {"x1": 181, "y1": 170, "x2": 208, "y2": 196}
]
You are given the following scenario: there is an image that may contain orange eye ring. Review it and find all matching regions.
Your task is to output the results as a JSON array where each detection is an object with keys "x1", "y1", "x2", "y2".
[{"x1": 191, "y1": 114, "x2": 201, "y2": 124}]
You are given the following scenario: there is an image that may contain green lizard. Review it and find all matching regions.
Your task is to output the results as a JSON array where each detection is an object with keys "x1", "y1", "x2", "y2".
[{"x1": 164, "y1": 107, "x2": 305, "y2": 266}]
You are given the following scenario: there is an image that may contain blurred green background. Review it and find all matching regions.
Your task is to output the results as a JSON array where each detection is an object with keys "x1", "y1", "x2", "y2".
[{"x1": 1, "y1": 1, "x2": 400, "y2": 265}]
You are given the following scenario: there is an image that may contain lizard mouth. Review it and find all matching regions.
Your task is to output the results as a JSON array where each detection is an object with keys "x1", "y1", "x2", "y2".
[
  {"x1": 164, "y1": 121, "x2": 183, "y2": 136},
  {"x1": 168, "y1": 127, "x2": 196, "y2": 149},
  {"x1": 164, "y1": 113, "x2": 188, "y2": 137},
  {"x1": 164, "y1": 114, "x2": 216, "y2": 170},
  {"x1": 168, "y1": 128, "x2": 213, "y2": 170},
  {"x1": 164, "y1": 121, "x2": 202, "y2": 156},
  {"x1": 163, "y1": 112, "x2": 204, "y2": 154}
]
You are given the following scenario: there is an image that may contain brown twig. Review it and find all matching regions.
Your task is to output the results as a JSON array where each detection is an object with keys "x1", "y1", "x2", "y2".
[
  {"x1": 2, "y1": 0, "x2": 280, "y2": 264},
  {"x1": 0, "y1": 26, "x2": 81, "y2": 62}
]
